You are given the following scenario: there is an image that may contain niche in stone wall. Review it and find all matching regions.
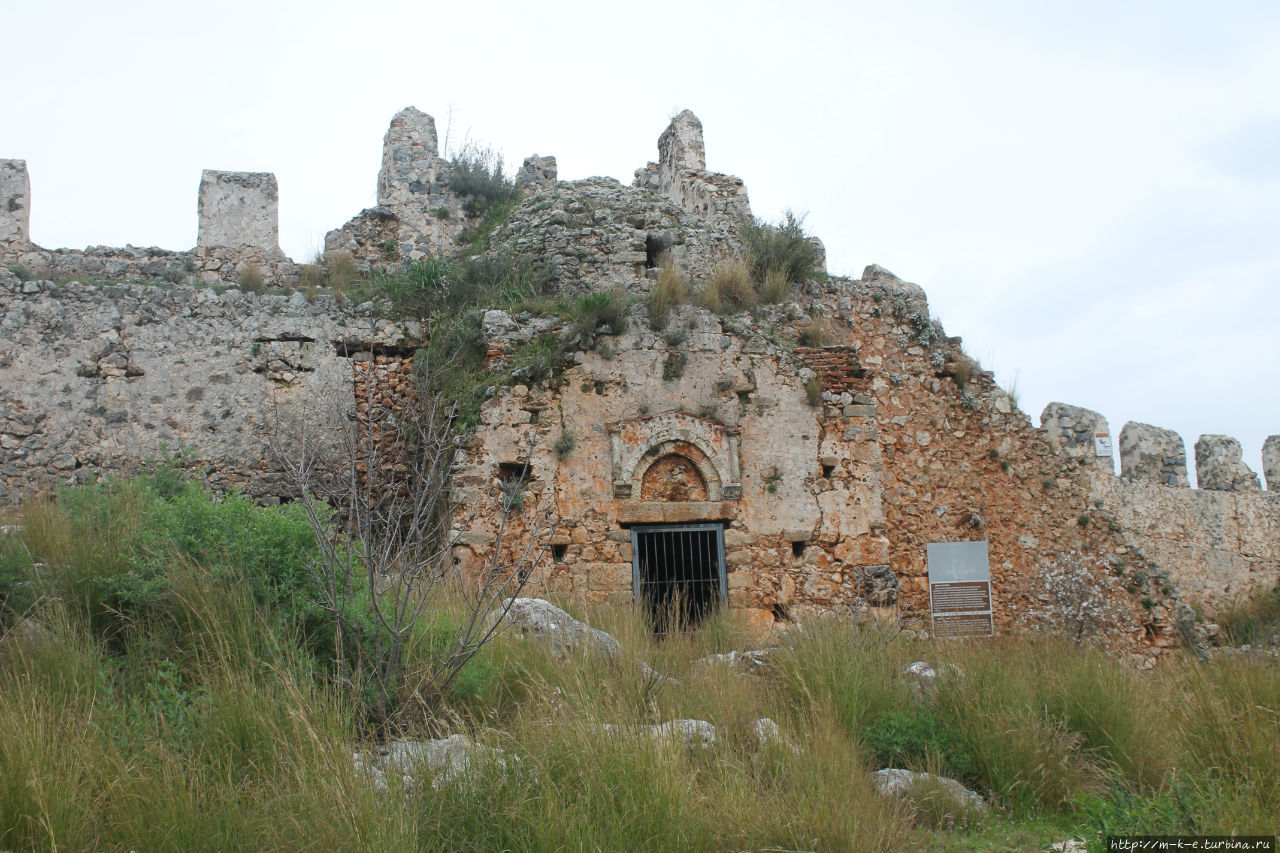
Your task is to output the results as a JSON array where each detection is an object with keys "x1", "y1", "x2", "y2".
[{"x1": 640, "y1": 452, "x2": 710, "y2": 502}]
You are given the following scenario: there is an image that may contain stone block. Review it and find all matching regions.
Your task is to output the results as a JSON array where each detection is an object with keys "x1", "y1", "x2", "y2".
[
  {"x1": 1119, "y1": 421, "x2": 1188, "y2": 486},
  {"x1": 1264, "y1": 435, "x2": 1280, "y2": 491},
  {"x1": 0, "y1": 160, "x2": 30, "y2": 252},
  {"x1": 1195, "y1": 435, "x2": 1261, "y2": 491},
  {"x1": 1040, "y1": 402, "x2": 1112, "y2": 470},
  {"x1": 197, "y1": 170, "x2": 280, "y2": 252}
]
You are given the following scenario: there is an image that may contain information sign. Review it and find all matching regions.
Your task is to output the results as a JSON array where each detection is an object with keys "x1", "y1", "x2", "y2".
[{"x1": 927, "y1": 541, "x2": 993, "y2": 638}]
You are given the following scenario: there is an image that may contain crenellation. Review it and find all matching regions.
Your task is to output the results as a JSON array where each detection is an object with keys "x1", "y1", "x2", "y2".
[
  {"x1": 196, "y1": 170, "x2": 282, "y2": 255},
  {"x1": 1119, "y1": 421, "x2": 1188, "y2": 486},
  {"x1": 1264, "y1": 435, "x2": 1280, "y2": 491},
  {"x1": 1194, "y1": 434, "x2": 1261, "y2": 492},
  {"x1": 1039, "y1": 403, "x2": 1113, "y2": 472},
  {"x1": 0, "y1": 159, "x2": 30, "y2": 257}
]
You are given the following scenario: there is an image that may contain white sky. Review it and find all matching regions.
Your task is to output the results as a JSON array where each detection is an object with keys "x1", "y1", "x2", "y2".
[{"x1": 3, "y1": 0, "x2": 1277, "y2": 482}]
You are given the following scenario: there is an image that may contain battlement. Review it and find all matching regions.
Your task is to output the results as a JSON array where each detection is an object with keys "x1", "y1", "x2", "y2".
[{"x1": 1040, "y1": 402, "x2": 1275, "y2": 492}]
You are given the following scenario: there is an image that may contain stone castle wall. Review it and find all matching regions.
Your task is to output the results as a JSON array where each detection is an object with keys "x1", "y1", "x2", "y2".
[
  {"x1": 1037, "y1": 407, "x2": 1279, "y2": 615},
  {"x1": 0, "y1": 270, "x2": 420, "y2": 504},
  {"x1": 1, "y1": 106, "x2": 1274, "y2": 658}
]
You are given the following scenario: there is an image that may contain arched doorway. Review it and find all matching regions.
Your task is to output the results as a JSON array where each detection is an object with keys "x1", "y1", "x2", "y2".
[{"x1": 631, "y1": 451, "x2": 726, "y2": 633}]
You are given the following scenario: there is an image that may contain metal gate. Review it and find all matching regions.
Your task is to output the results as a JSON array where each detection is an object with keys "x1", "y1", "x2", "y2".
[{"x1": 630, "y1": 523, "x2": 727, "y2": 633}]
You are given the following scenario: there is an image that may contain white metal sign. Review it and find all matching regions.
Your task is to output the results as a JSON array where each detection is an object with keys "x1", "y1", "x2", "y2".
[
  {"x1": 1094, "y1": 432, "x2": 1113, "y2": 457},
  {"x1": 927, "y1": 541, "x2": 993, "y2": 638}
]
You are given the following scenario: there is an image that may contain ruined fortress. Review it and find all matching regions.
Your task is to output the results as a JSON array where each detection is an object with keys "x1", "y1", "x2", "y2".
[{"x1": 2, "y1": 108, "x2": 1277, "y2": 663}]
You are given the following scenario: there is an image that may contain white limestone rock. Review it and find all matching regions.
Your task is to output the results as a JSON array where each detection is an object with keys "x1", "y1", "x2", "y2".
[
  {"x1": 871, "y1": 768, "x2": 986, "y2": 811},
  {"x1": 352, "y1": 733, "x2": 509, "y2": 791},
  {"x1": 516, "y1": 154, "x2": 557, "y2": 189},
  {"x1": 377, "y1": 106, "x2": 440, "y2": 210},
  {"x1": 602, "y1": 719, "x2": 717, "y2": 749},
  {"x1": 1195, "y1": 434, "x2": 1261, "y2": 492},
  {"x1": 692, "y1": 648, "x2": 774, "y2": 675},
  {"x1": 490, "y1": 597, "x2": 622, "y2": 660}
]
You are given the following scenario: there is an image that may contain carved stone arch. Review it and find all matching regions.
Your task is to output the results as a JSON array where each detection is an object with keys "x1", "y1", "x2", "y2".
[
  {"x1": 637, "y1": 443, "x2": 718, "y2": 501},
  {"x1": 606, "y1": 410, "x2": 742, "y2": 501}
]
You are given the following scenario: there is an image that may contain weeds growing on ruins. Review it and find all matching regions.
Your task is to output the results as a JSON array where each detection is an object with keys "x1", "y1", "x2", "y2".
[{"x1": 0, "y1": 479, "x2": 1276, "y2": 850}]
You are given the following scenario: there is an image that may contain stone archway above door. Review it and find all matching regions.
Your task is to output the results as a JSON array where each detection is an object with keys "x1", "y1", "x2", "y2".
[{"x1": 606, "y1": 410, "x2": 742, "y2": 501}]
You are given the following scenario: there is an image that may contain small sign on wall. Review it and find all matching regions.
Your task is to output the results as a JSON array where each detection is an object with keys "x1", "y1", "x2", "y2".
[
  {"x1": 1094, "y1": 432, "x2": 1113, "y2": 457},
  {"x1": 927, "y1": 541, "x2": 993, "y2": 638}
]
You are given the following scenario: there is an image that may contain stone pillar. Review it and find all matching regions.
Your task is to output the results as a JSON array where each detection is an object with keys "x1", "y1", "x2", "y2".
[
  {"x1": 1194, "y1": 434, "x2": 1261, "y2": 491},
  {"x1": 197, "y1": 170, "x2": 280, "y2": 252},
  {"x1": 1261, "y1": 435, "x2": 1279, "y2": 491},
  {"x1": 1119, "y1": 422, "x2": 1188, "y2": 486},
  {"x1": 377, "y1": 106, "x2": 439, "y2": 210},
  {"x1": 1040, "y1": 403, "x2": 1113, "y2": 471},
  {"x1": 516, "y1": 154, "x2": 557, "y2": 189},
  {"x1": 1, "y1": 159, "x2": 31, "y2": 253},
  {"x1": 658, "y1": 110, "x2": 706, "y2": 176}
]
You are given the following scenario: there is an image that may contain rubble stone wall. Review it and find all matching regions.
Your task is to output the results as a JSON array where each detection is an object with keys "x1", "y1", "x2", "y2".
[{"x1": 0, "y1": 272, "x2": 419, "y2": 504}]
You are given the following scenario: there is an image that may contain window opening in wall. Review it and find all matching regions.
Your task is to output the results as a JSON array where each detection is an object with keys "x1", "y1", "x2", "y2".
[
  {"x1": 791, "y1": 540, "x2": 807, "y2": 558},
  {"x1": 644, "y1": 234, "x2": 663, "y2": 269},
  {"x1": 497, "y1": 461, "x2": 530, "y2": 482},
  {"x1": 631, "y1": 523, "x2": 726, "y2": 634},
  {"x1": 821, "y1": 463, "x2": 835, "y2": 479},
  {"x1": 552, "y1": 544, "x2": 568, "y2": 562}
]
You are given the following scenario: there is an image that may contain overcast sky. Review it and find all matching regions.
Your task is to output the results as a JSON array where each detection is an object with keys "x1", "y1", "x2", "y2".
[{"x1": 4, "y1": 0, "x2": 1277, "y2": 482}]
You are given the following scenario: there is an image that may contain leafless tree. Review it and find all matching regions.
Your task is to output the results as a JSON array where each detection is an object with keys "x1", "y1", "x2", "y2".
[{"x1": 272, "y1": 352, "x2": 551, "y2": 724}]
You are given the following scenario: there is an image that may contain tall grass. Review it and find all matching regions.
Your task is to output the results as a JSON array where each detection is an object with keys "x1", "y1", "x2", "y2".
[
  {"x1": 1, "y1": 480, "x2": 1277, "y2": 848},
  {"x1": 699, "y1": 256, "x2": 756, "y2": 314},
  {"x1": 647, "y1": 255, "x2": 687, "y2": 330}
]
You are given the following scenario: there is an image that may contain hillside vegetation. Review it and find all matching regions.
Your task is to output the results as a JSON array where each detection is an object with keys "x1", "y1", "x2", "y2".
[{"x1": 0, "y1": 472, "x2": 1277, "y2": 851}]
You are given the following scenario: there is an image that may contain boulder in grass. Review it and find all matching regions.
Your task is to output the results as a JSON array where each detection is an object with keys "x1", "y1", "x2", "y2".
[{"x1": 871, "y1": 768, "x2": 986, "y2": 812}]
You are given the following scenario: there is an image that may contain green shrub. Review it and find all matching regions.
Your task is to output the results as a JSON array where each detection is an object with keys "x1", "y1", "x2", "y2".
[
  {"x1": 563, "y1": 290, "x2": 626, "y2": 352},
  {"x1": 1217, "y1": 587, "x2": 1280, "y2": 647},
  {"x1": 759, "y1": 265, "x2": 790, "y2": 304},
  {"x1": 864, "y1": 708, "x2": 975, "y2": 782},
  {"x1": 663, "y1": 351, "x2": 686, "y2": 381},
  {"x1": 741, "y1": 210, "x2": 823, "y2": 285},
  {"x1": 554, "y1": 431, "x2": 576, "y2": 460},
  {"x1": 805, "y1": 376, "x2": 823, "y2": 406},
  {"x1": 449, "y1": 143, "x2": 520, "y2": 219}
]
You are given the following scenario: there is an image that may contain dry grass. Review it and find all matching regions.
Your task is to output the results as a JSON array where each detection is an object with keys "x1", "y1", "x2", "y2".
[
  {"x1": 236, "y1": 261, "x2": 266, "y2": 292},
  {"x1": 699, "y1": 256, "x2": 757, "y2": 314},
  {"x1": 647, "y1": 256, "x2": 687, "y2": 330}
]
